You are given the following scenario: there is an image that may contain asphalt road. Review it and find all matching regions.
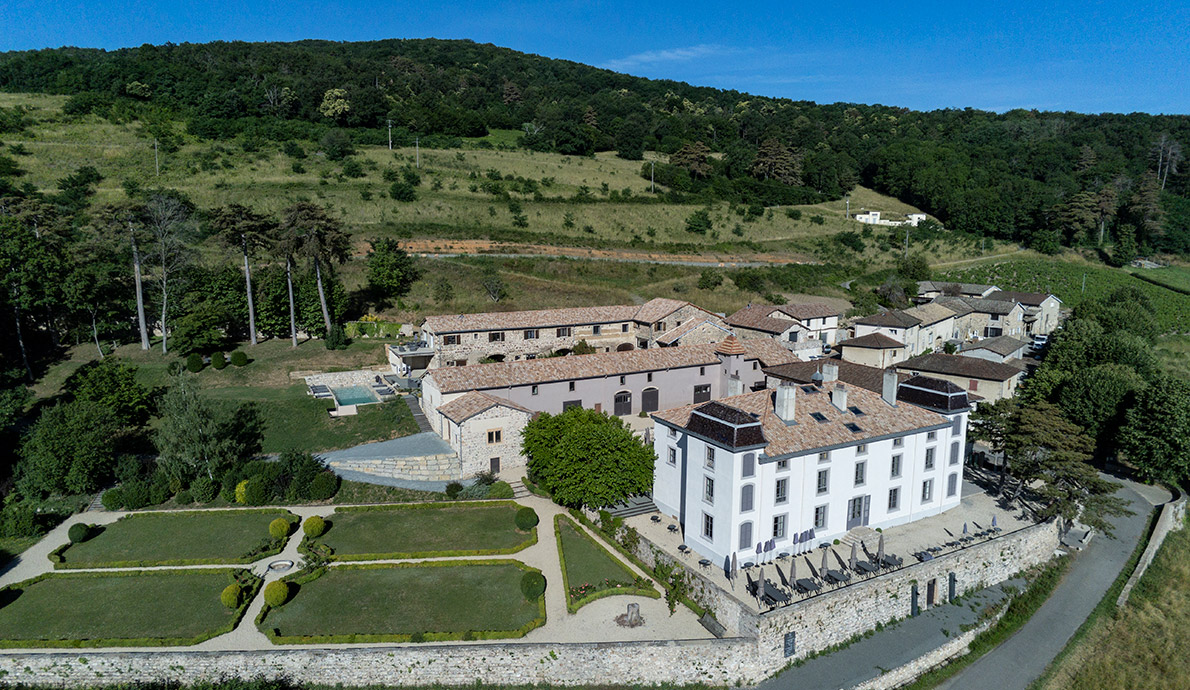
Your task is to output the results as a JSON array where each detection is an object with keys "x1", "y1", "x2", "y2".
[{"x1": 936, "y1": 481, "x2": 1157, "y2": 690}]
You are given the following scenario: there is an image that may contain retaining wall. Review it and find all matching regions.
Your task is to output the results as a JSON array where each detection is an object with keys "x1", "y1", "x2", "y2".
[
  {"x1": 325, "y1": 453, "x2": 462, "y2": 482},
  {"x1": 1117, "y1": 489, "x2": 1187, "y2": 607}
]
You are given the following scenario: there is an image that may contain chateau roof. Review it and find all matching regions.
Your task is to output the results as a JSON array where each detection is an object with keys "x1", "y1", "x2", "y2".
[
  {"x1": 437, "y1": 391, "x2": 532, "y2": 424},
  {"x1": 421, "y1": 297, "x2": 696, "y2": 334}
]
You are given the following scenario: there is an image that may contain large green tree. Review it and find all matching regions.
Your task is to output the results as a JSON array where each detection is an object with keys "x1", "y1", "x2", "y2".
[
  {"x1": 208, "y1": 204, "x2": 276, "y2": 346},
  {"x1": 66, "y1": 358, "x2": 153, "y2": 429},
  {"x1": 19, "y1": 400, "x2": 121, "y2": 495},
  {"x1": 280, "y1": 202, "x2": 350, "y2": 336},
  {"x1": 522, "y1": 407, "x2": 654, "y2": 508},
  {"x1": 365, "y1": 238, "x2": 420, "y2": 302},
  {"x1": 155, "y1": 373, "x2": 263, "y2": 483},
  {"x1": 1118, "y1": 379, "x2": 1190, "y2": 485}
]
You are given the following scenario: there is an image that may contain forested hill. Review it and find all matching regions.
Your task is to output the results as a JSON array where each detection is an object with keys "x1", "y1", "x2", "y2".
[{"x1": 0, "y1": 37, "x2": 1187, "y2": 254}]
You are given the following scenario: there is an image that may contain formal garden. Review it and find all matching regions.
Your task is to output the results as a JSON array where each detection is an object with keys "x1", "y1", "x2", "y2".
[
  {"x1": 554, "y1": 515, "x2": 657, "y2": 613},
  {"x1": 0, "y1": 569, "x2": 259, "y2": 647},
  {"x1": 50, "y1": 509, "x2": 298, "y2": 568},
  {"x1": 302, "y1": 502, "x2": 538, "y2": 560},
  {"x1": 256, "y1": 560, "x2": 546, "y2": 643}
]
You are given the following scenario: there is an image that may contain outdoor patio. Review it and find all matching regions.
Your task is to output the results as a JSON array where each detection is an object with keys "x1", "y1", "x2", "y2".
[{"x1": 624, "y1": 473, "x2": 1034, "y2": 615}]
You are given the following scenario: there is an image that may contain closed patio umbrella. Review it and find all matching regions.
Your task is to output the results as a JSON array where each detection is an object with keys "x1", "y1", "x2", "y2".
[
  {"x1": 849, "y1": 542, "x2": 858, "y2": 570},
  {"x1": 821, "y1": 547, "x2": 829, "y2": 574},
  {"x1": 877, "y1": 533, "x2": 886, "y2": 562},
  {"x1": 963, "y1": 522, "x2": 968, "y2": 535},
  {"x1": 731, "y1": 552, "x2": 738, "y2": 582}
]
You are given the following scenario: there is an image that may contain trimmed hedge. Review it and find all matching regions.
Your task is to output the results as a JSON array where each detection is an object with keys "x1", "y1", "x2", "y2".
[
  {"x1": 303, "y1": 515, "x2": 326, "y2": 538},
  {"x1": 221, "y1": 583, "x2": 242, "y2": 608},
  {"x1": 211, "y1": 352, "x2": 228, "y2": 370},
  {"x1": 263, "y1": 580, "x2": 290, "y2": 607},
  {"x1": 0, "y1": 569, "x2": 261, "y2": 648},
  {"x1": 520, "y1": 571, "x2": 546, "y2": 601},
  {"x1": 67, "y1": 523, "x2": 91, "y2": 544},
  {"x1": 554, "y1": 515, "x2": 658, "y2": 614},
  {"x1": 255, "y1": 559, "x2": 547, "y2": 645},
  {"x1": 184, "y1": 353, "x2": 204, "y2": 373},
  {"x1": 229, "y1": 350, "x2": 248, "y2": 367},
  {"x1": 268, "y1": 517, "x2": 291, "y2": 540},
  {"x1": 515, "y1": 507, "x2": 539, "y2": 531}
]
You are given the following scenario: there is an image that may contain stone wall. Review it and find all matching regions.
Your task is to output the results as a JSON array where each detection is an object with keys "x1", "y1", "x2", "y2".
[
  {"x1": 0, "y1": 638, "x2": 763, "y2": 688},
  {"x1": 1117, "y1": 489, "x2": 1186, "y2": 607},
  {"x1": 458, "y1": 405, "x2": 532, "y2": 477},
  {"x1": 753, "y1": 519, "x2": 1060, "y2": 671},
  {"x1": 325, "y1": 452, "x2": 461, "y2": 482}
]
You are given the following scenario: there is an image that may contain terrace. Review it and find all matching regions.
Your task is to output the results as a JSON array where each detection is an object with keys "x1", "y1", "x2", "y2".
[{"x1": 625, "y1": 476, "x2": 1033, "y2": 615}]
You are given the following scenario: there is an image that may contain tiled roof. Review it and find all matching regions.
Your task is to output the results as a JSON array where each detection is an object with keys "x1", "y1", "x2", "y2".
[
  {"x1": 903, "y1": 302, "x2": 959, "y2": 326},
  {"x1": 437, "y1": 391, "x2": 532, "y2": 424},
  {"x1": 763, "y1": 360, "x2": 910, "y2": 395},
  {"x1": 917, "y1": 281, "x2": 998, "y2": 297},
  {"x1": 653, "y1": 383, "x2": 948, "y2": 458},
  {"x1": 427, "y1": 340, "x2": 797, "y2": 393},
  {"x1": 423, "y1": 304, "x2": 639, "y2": 334},
  {"x1": 687, "y1": 403, "x2": 767, "y2": 449},
  {"x1": 655, "y1": 319, "x2": 731, "y2": 345},
  {"x1": 715, "y1": 335, "x2": 747, "y2": 355},
  {"x1": 422, "y1": 297, "x2": 699, "y2": 334},
  {"x1": 987, "y1": 290, "x2": 1058, "y2": 306},
  {"x1": 854, "y1": 310, "x2": 920, "y2": 328},
  {"x1": 896, "y1": 375, "x2": 972, "y2": 414},
  {"x1": 778, "y1": 303, "x2": 840, "y2": 320},
  {"x1": 838, "y1": 333, "x2": 904, "y2": 350},
  {"x1": 725, "y1": 305, "x2": 797, "y2": 334},
  {"x1": 898, "y1": 354, "x2": 1024, "y2": 382},
  {"x1": 937, "y1": 296, "x2": 1020, "y2": 316},
  {"x1": 961, "y1": 335, "x2": 1029, "y2": 357}
]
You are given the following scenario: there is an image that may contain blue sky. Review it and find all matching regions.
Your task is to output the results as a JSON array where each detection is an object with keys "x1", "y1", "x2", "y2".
[{"x1": 2, "y1": 0, "x2": 1187, "y2": 114}]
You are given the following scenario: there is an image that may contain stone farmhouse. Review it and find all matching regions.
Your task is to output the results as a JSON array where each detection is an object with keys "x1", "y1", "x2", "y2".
[
  {"x1": 896, "y1": 353, "x2": 1024, "y2": 403},
  {"x1": 836, "y1": 332, "x2": 907, "y2": 368},
  {"x1": 726, "y1": 303, "x2": 841, "y2": 347},
  {"x1": 420, "y1": 337, "x2": 799, "y2": 476},
  {"x1": 412, "y1": 298, "x2": 721, "y2": 368},
  {"x1": 914, "y1": 280, "x2": 1000, "y2": 301},
  {"x1": 957, "y1": 334, "x2": 1030, "y2": 364},
  {"x1": 986, "y1": 290, "x2": 1062, "y2": 336},
  {"x1": 650, "y1": 363, "x2": 969, "y2": 564},
  {"x1": 934, "y1": 296, "x2": 1027, "y2": 340}
]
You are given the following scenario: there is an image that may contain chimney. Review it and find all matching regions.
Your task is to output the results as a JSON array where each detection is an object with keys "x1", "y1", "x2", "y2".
[
  {"x1": 831, "y1": 383, "x2": 848, "y2": 411},
  {"x1": 775, "y1": 383, "x2": 797, "y2": 422},
  {"x1": 882, "y1": 369, "x2": 898, "y2": 406},
  {"x1": 822, "y1": 362, "x2": 839, "y2": 384},
  {"x1": 727, "y1": 374, "x2": 744, "y2": 397}
]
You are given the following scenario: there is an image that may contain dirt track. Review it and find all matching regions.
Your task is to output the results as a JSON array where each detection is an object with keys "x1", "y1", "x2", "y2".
[{"x1": 394, "y1": 238, "x2": 816, "y2": 267}]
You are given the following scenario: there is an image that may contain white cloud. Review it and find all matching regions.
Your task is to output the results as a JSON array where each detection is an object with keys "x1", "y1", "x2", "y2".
[{"x1": 601, "y1": 44, "x2": 731, "y2": 71}]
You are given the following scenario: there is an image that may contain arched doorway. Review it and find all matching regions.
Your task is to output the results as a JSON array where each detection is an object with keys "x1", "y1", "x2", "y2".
[
  {"x1": 614, "y1": 390, "x2": 632, "y2": 416},
  {"x1": 617, "y1": 343, "x2": 635, "y2": 351},
  {"x1": 642, "y1": 387, "x2": 659, "y2": 413}
]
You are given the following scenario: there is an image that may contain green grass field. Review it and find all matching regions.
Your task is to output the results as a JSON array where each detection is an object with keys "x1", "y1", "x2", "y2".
[
  {"x1": 556, "y1": 516, "x2": 650, "y2": 610},
  {"x1": 317, "y1": 503, "x2": 533, "y2": 559},
  {"x1": 0, "y1": 92, "x2": 1000, "y2": 267},
  {"x1": 0, "y1": 570, "x2": 249, "y2": 646},
  {"x1": 56, "y1": 510, "x2": 295, "y2": 567},
  {"x1": 1130, "y1": 265, "x2": 1190, "y2": 293},
  {"x1": 941, "y1": 257, "x2": 1190, "y2": 334},
  {"x1": 260, "y1": 562, "x2": 543, "y2": 641}
]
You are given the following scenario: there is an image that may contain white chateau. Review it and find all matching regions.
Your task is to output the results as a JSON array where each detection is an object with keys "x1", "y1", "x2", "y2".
[{"x1": 650, "y1": 363, "x2": 970, "y2": 564}]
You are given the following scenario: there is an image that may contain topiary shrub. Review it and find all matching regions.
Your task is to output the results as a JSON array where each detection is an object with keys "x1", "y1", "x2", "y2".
[
  {"x1": 211, "y1": 352, "x2": 228, "y2": 370},
  {"x1": 308, "y1": 472, "x2": 339, "y2": 501},
  {"x1": 324, "y1": 324, "x2": 348, "y2": 350},
  {"x1": 235, "y1": 479, "x2": 250, "y2": 504},
  {"x1": 185, "y1": 352, "x2": 204, "y2": 373},
  {"x1": 445, "y1": 482, "x2": 464, "y2": 499},
  {"x1": 190, "y1": 477, "x2": 217, "y2": 503},
  {"x1": 121, "y1": 480, "x2": 150, "y2": 510},
  {"x1": 269, "y1": 517, "x2": 291, "y2": 540},
  {"x1": 263, "y1": 580, "x2": 290, "y2": 608},
  {"x1": 175, "y1": 490, "x2": 193, "y2": 505},
  {"x1": 229, "y1": 350, "x2": 248, "y2": 367},
  {"x1": 515, "y1": 507, "x2": 539, "y2": 531},
  {"x1": 221, "y1": 583, "x2": 242, "y2": 608},
  {"x1": 520, "y1": 571, "x2": 546, "y2": 601},
  {"x1": 303, "y1": 515, "x2": 326, "y2": 538},
  {"x1": 100, "y1": 488, "x2": 124, "y2": 511},
  {"x1": 67, "y1": 523, "x2": 91, "y2": 544}
]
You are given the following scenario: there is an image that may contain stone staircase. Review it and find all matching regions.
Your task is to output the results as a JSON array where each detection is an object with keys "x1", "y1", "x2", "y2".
[
  {"x1": 403, "y1": 395, "x2": 433, "y2": 433},
  {"x1": 838, "y1": 526, "x2": 881, "y2": 553},
  {"x1": 511, "y1": 480, "x2": 531, "y2": 500},
  {"x1": 607, "y1": 495, "x2": 658, "y2": 518}
]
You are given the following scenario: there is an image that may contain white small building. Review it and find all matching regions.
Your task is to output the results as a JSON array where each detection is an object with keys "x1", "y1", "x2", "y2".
[{"x1": 651, "y1": 364, "x2": 969, "y2": 565}]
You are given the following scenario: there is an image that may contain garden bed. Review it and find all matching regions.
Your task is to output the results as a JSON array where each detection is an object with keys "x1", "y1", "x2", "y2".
[
  {"x1": 555, "y1": 515, "x2": 657, "y2": 613},
  {"x1": 0, "y1": 569, "x2": 260, "y2": 648},
  {"x1": 257, "y1": 560, "x2": 546, "y2": 643},
  {"x1": 51, "y1": 509, "x2": 298, "y2": 568},
  {"x1": 308, "y1": 501, "x2": 536, "y2": 560}
]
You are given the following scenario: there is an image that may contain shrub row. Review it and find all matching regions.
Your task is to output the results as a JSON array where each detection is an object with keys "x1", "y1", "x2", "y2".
[{"x1": 185, "y1": 350, "x2": 249, "y2": 372}]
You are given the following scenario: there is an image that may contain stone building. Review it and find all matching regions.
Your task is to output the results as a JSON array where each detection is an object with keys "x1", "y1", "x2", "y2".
[
  {"x1": 437, "y1": 391, "x2": 534, "y2": 477},
  {"x1": 836, "y1": 332, "x2": 908, "y2": 367},
  {"x1": 896, "y1": 353, "x2": 1024, "y2": 403},
  {"x1": 986, "y1": 290, "x2": 1062, "y2": 335}
]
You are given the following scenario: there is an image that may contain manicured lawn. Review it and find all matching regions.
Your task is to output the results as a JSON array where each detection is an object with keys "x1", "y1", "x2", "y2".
[
  {"x1": 555, "y1": 516, "x2": 655, "y2": 611},
  {"x1": 317, "y1": 503, "x2": 534, "y2": 559},
  {"x1": 0, "y1": 570, "x2": 251, "y2": 646},
  {"x1": 56, "y1": 509, "x2": 296, "y2": 568},
  {"x1": 261, "y1": 562, "x2": 544, "y2": 642}
]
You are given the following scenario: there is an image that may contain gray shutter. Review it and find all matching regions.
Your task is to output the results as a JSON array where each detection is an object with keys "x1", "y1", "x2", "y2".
[{"x1": 741, "y1": 484, "x2": 754, "y2": 512}]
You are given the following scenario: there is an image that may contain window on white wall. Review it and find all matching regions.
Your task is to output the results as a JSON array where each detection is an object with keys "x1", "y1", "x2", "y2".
[
  {"x1": 927, "y1": 431, "x2": 937, "y2": 441},
  {"x1": 819, "y1": 451, "x2": 830, "y2": 463},
  {"x1": 922, "y1": 479, "x2": 934, "y2": 503},
  {"x1": 888, "y1": 487, "x2": 900, "y2": 511},
  {"x1": 856, "y1": 444, "x2": 868, "y2": 455},
  {"x1": 668, "y1": 426, "x2": 677, "y2": 438},
  {"x1": 703, "y1": 513, "x2": 714, "y2": 540},
  {"x1": 742, "y1": 453, "x2": 755, "y2": 478},
  {"x1": 854, "y1": 462, "x2": 866, "y2": 486},
  {"x1": 772, "y1": 514, "x2": 787, "y2": 539},
  {"x1": 667, "y1": 447, "x2": 677, "y2": 466},
  {"x1": 739, "y1": 521, "x2": 752, "y2": 550},
  {"x1": 925, "y1": 447, "x2": 936, "y2": 470},
  {"x1": 816, "y1": 469, "x2": 829, "y2": 495},
  {"x1": 777, "y1": 459, "x2": 789, "y2": 471},
  {"x1": 950, "y1": 441, "x2": 960, "y2": 466},
  {"x1": 947, "y1": 473, "x2": 959, "y2": 497},
  {"x1": 893, "y1": 437, "x2": 904, "y2": 448},
  {"x1": 741, "y1": 484, "x2": 754, "y2": 512},
  {"x1": 704, "y1": 477, "x2": 715, "y2": 504},
  {"x1": 775, "y1": 478, "x2": 789, "y2": 504},
  {"x1": 951, "y1": 415, "x2": 963, "y2": 435},
  {"x1": 891, "y1": 454, "x2": 902, "y2": 478},
  {"x1": 813, "y1": 505, "x2": 827, "y2": 529},
  {"x1": 705, "y1": 446, "x2": 716, "y2": 469}
]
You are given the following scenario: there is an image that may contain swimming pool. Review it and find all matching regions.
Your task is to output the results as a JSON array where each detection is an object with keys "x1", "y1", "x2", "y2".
[{"x1": 332, "y1": 385, "x2": 379, "y2": 407}]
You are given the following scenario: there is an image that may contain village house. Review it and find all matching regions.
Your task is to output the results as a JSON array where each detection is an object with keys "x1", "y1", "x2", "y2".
[
  {"x1": 914, "y1": 280, "x2": 1000, "y2": 302},
  {"x1": 408, "y1": 298, "x2": 720, "y2": 369},
  {"x1": 935, "y1": 296, "x2": 1027, "y2": 340},
  {"x1": 896, "y1": 353, "x2": 1024, "y2": 403},
  {"x1": 853, "y1": 303, "x2": 959, "y2": 357},
  {"x1": 836, "y1": 333, "x2": 909, "y2": 367},
  {"x1": 986, "y1": 290, "x2": 1062, "y2": 336},
  {"x1": 650, "y1": 364, "x2": 969, "y2": 565},
  {"x1": 436, "y1": 391, "x2": 535, "y2": 476},
  {"x1": 957, "y1": 335, "x2": 1030, "y2": 364},
  {"x1": 725, "y1": 303, "x2": 842, "y2": 358}
]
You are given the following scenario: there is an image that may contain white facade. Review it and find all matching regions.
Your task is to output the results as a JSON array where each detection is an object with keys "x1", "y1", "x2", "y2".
[{"x1": 652, "y1": 386, "x2": 967, "y2": 565}]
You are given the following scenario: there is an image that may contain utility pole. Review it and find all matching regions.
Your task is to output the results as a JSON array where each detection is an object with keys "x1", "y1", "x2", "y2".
[
  {"x1": 904, "y1": 225, "x2": 910, "y2": 258},
  {"x1": 1082, "y1": 273, "x2": 1086, "y2": 294},
  {"x1": 650, "y1": 160, "x2": 655, "y2": 194},
  {"x1": 154, "y1": 139, "x2": 159, "y2": 177},
  {"x1": 415, "y1": 137, "x2": 420, "y2": 168},
  {"x1": 387, "y1": 119, "x2": 392, "y2": 151},
  {"x1": 845, "y1": 195, "x2": 850, "y2": 219}
]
